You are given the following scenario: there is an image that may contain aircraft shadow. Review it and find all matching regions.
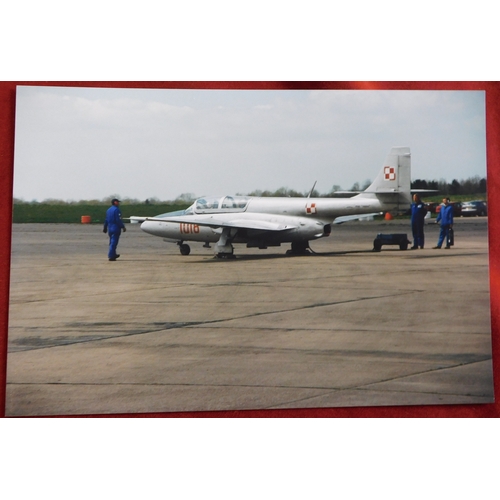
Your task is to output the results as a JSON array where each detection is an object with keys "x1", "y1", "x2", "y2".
[{"x1": 203, "y1": 248, "x2": 380, "y2": 261}]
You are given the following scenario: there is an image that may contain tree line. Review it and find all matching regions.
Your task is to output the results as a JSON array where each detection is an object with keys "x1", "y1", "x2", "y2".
[
  {"x1": 13, "y1": 176, "x2": 486, "y2": 206},
  {"x1": 246, "y1": 175, "x2": 487, "y2": 198},
  {"x1": 12, "y1": 193, "x2": 196, "y2": 206},
  {"x1": 411, "y1": 176, "x2": 486, "y2": 196}
]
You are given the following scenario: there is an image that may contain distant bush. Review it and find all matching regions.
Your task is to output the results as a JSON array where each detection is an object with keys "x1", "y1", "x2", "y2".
[
  {"x1": 12, "y1": 174, "x2": 488, "y2": 223},
  {"x1": 246, "y1": 176, "x2": 487, "y2": 198},
  {"x1": 12, "y1": 203, "x2": 190, "y2": 223},
  {"x1": 411, "y1": 176, "x2": 487, "y2": 196}
]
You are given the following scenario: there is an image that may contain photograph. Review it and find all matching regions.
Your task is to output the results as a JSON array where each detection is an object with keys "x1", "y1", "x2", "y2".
[
  {"x1": 3, "y1": 83, "x2": 496, "y2": 416},
  {"x1": 3, "y1": 5, "x2": 500, "y2": 498}
]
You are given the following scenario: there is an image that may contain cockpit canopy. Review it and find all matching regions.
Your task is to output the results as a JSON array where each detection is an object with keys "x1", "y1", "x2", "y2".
[{"x1": 193, "y1": 195, "x2": 250, "y2": 214}]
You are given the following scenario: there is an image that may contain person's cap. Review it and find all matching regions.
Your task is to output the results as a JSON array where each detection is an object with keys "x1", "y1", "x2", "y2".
[{"x1": 111, "y1": 198, "x2": 121, "y2": 203}]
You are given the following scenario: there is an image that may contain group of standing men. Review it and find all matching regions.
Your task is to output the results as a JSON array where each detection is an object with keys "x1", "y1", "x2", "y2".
[{"x1": 411, "y1": 194, "x2": 454, "y2": 250}]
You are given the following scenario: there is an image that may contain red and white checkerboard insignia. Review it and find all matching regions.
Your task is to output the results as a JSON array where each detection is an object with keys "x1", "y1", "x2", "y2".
[
  {"x1": 306, "y1": 202, "x2": 317, "y2": 214},
  {"x1": 384, "y1": 166, "x2": 396, "y2": 181}
]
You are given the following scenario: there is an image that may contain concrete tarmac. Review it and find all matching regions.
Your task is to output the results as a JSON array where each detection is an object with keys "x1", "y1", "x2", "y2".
[{"x1": 5, "y1": 217, "x2": 494, "y2": 416}]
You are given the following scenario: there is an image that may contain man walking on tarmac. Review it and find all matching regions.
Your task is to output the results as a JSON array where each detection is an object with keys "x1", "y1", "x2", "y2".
[
  {"x1": 103, "y1": 198, "x2": 126, "y2": 261},
  {"x1": 433, "y1": 197, "x2": 454, "y2": 249}
]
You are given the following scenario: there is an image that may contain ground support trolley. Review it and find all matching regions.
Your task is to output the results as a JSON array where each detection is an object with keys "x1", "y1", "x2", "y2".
[{"x1": 373, "y1": 233, "x2": 411, "y2": 252}]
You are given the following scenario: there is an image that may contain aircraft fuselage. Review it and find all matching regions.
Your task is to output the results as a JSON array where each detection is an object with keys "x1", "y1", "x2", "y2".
[
  {"x1": 139, "y1": 195, "x2": 386, "y2": 248},
  {"x1": 132, "y1": 146, "x2": 412, "y2": 256}
]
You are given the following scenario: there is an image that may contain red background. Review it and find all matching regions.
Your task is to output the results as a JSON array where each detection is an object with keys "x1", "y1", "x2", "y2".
[{"x1": 1, "y1": 81, "x2": 498, "y2": 418}]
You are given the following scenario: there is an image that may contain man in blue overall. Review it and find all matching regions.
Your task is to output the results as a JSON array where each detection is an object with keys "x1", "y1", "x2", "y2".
[
  {"x1": 410, "y1": 194, "x2": 427, "y2": 249},
  {"x1": 103, "y1": 198, "x2": 126, "y2": 261},
  {"x1": 433, "y1": 197, "x2": 453, "y2": 249}
]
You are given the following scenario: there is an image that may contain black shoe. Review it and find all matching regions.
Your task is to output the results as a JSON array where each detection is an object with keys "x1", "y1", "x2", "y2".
[
  {"x1": 115, "y1": 254, "x2": 120, "y2": 259},
  {"x1": 432, "y1": 246, "x2": 441, "y2": 249},
  {"x1": 109, "y1": 258, "x2": 116, "y2": 261},
  {"x1": 445, "y1": 246, "x2": 450, "y2": 249},
  {"x1": 410, "y1": 246, "x2": 418, "y2": 250}
]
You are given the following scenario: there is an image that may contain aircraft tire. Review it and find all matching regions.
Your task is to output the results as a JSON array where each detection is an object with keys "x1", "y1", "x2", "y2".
[
  {"x1": 215, "y1": 253, "x2": 236, "y2": 259},
  {"x1": 180, "y1": 244, "x2": 191, "y2": 255},
  {"x1": 288, "y1": 241, "x2": 311, "y2": 255},
  {"x1": 373, "y1": 239, "x2": 382, "y2": 252}
]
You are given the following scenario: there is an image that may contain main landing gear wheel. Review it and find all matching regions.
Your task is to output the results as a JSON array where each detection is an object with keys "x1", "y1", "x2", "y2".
[
  {"x1": 215, "y1": 253, "x2": 236, "y2": 259},
  {"x1": 286, "y1": 241, "x2": 311, "y2": 256},
  {"x1": 179, "y1": 243, "x2": 191, "y2": 255},
  {"x1": 215, "y1": 245, "x2": 235, "y2": 259}
]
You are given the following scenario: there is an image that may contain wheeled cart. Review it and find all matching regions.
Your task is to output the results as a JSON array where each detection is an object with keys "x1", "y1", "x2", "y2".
[{"x1": 373, "y1": 233, "x2": 411, "y2": 252}]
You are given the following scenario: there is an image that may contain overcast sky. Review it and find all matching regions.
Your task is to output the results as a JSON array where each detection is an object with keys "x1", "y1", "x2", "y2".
[{"x1": 13, "y1": 86, "x2": 486, "y2": 202}]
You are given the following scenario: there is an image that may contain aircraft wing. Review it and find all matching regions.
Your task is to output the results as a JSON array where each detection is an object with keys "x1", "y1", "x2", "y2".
[
  {"x1": 130, "y1": 215, "x2": 297, "y2": 232},
  {"x1": 129, "y1": 216, "x2": 148, "y2": 224},
  {"x1": 333, "y1": 212, "x2": 383, "y2": 224}
]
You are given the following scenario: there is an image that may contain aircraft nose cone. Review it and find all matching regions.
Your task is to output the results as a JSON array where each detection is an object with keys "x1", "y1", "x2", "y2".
[{"x1": 141, "y1": 220, "x2": 161, "y2": 236}]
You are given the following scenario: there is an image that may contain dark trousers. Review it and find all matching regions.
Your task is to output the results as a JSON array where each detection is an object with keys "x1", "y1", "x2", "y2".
[
  {"x1": 437, "y1": 224, "x2": 452, "y2": 248},
  {"x1": 108, "y1": 231, "x2": 121, "y2": 259},
  {"x1": 412, "y1": 221, "x2": 425, "y2": 248}
]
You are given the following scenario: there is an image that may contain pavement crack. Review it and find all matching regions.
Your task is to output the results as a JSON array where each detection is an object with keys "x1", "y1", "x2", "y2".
[{"x1": 9, "y1": 291, "x2": 422, "y2": 352}]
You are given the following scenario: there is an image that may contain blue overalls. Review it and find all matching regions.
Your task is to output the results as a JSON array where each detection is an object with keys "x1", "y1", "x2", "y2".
[
  {"x1": 436, "y1": 204, "x2": 454, "y2": 248},
  {"x1": 103, "y1": 205, "x2": 125, "y2": 259},
  {"x1": 411, "y1": 201, "x2": 427, "y2": 249}
]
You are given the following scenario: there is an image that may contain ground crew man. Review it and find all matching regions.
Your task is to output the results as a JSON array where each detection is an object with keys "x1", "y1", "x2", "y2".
[
  {"x1": 433, "y1": 197, "x2": 454, "y2": 249},
  {"x1": 103, "y1": 198, "x2": 126, "y2": 261},
  {"x1": 410, "y1": 194, "x2": 427, "y2": 249}
]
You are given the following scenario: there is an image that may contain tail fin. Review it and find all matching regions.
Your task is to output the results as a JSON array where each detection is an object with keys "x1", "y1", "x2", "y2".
[{"x1": 358, "y1": 146, "x2": 412, "y2": 211}]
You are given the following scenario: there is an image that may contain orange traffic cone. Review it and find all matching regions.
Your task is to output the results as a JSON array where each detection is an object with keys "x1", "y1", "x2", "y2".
[{"x1": 384, "y1": 212, "x2": 393, "y2": 220}]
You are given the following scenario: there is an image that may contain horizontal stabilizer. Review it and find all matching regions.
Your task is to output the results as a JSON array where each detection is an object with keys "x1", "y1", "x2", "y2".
[
  {"x1": 362, "y1": 189, "x2": 399, "y2": 194},
  {"x1": 411, "y1": 189, "x2": 439, "y2": 195}
]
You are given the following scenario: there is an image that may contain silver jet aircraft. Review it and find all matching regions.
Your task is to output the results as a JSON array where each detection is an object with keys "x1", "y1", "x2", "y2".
[{"x1": 131, "y1": 146, "x2": 412, "y2": 258}]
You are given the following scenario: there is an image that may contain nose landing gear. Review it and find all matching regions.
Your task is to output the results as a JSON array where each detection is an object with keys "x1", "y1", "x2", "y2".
[{"x1": 178, "y1": 242, "x2": 191, "y2": 255}]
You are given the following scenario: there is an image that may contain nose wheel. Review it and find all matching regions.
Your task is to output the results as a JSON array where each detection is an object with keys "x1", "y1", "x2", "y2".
[{"x1": 178, "y1": 243, "x2": 191, "y2": 255}]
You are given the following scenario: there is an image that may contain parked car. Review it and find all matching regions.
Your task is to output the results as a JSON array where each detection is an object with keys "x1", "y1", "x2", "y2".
[
  {"x1": 424, "y1": 202, "x2": 438, "y2": 214},
  {"x1": 435, "y1": 202, "x2": 462, "y2": 217},
  {"x1": 461, "y1": 200, "x2": 487, "y2": 216}
]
